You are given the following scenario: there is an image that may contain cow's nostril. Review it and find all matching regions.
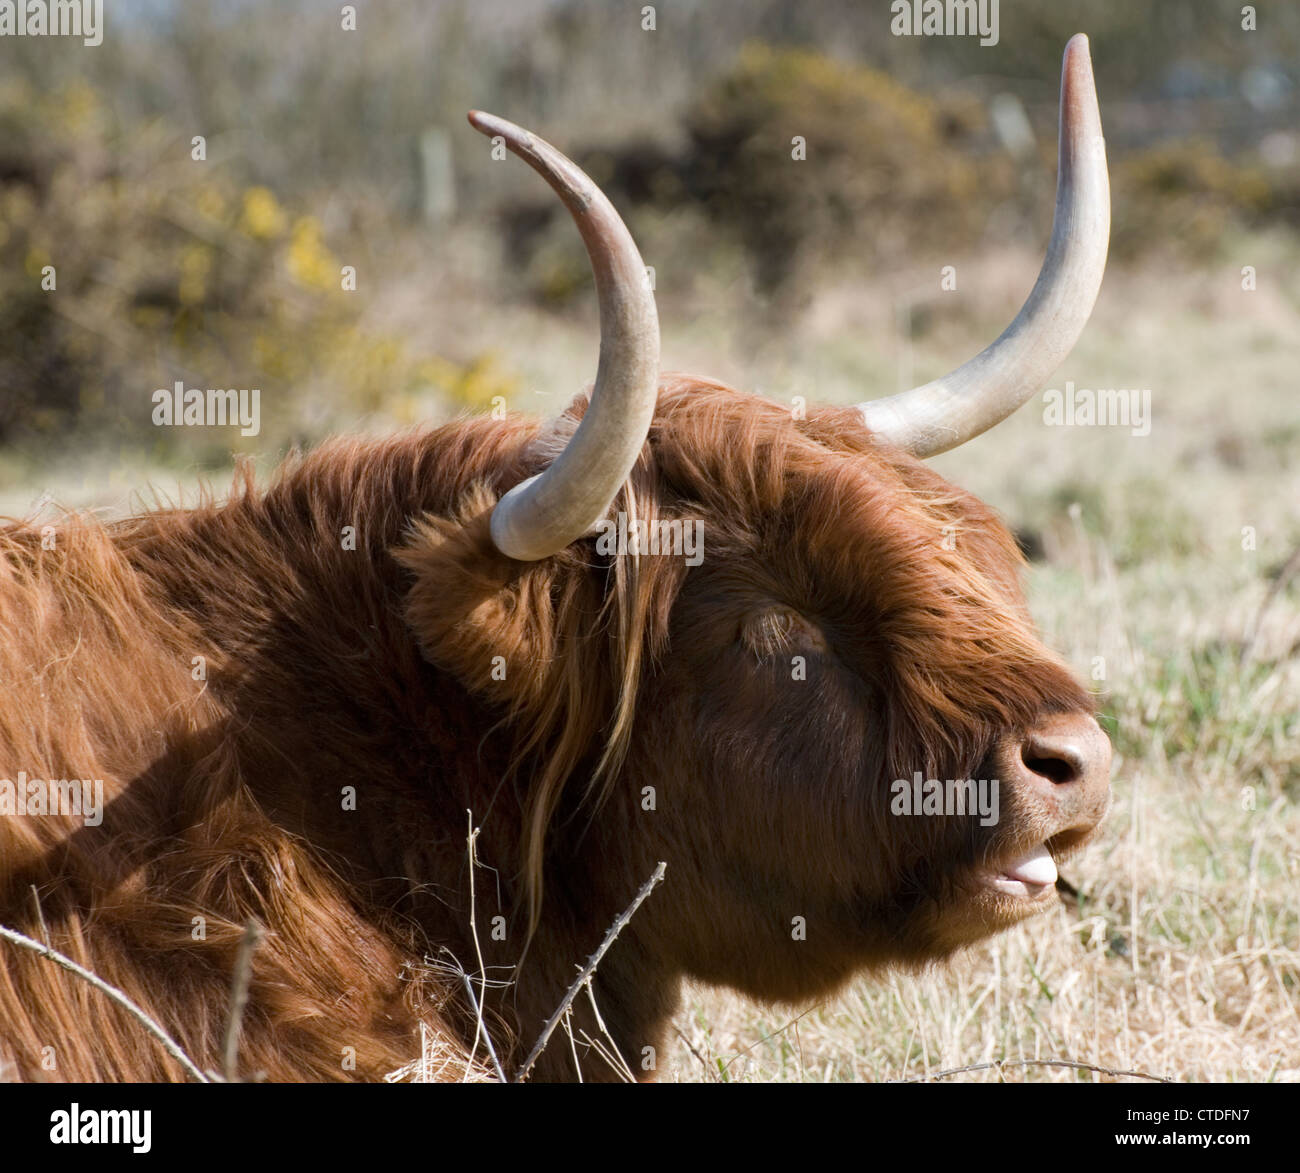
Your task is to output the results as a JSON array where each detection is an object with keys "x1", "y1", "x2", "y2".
[
  {"x1": 1021, "y1": 744, "x2": 1083, "y2": 786},
  {"x1": 1015, "y1": 714, "x2": 1111, "y2": 808}
]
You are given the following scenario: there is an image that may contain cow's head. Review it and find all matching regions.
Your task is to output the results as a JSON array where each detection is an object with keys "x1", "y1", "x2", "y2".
[{"x1": 401, "y1": 35, "x2": 1111, "y2": 1003}]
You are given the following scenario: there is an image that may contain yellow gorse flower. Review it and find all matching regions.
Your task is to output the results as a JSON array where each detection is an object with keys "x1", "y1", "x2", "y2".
[
  {"x1": 239, "y1": 186, "x2": 287, "y2": 239},
  {"x1": 286, "y1": 215, "x2": 338, "y2": 290}
]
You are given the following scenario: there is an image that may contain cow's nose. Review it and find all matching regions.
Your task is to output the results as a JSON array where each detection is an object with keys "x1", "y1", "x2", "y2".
[{"x1": 1011, "y1": 711, "x2": 1111, "y2": 830}]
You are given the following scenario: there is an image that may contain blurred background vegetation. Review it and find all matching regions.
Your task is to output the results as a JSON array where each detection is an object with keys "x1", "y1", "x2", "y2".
[{"x1": 0, "y1": 0, "x2": 1296, "y2": 477}]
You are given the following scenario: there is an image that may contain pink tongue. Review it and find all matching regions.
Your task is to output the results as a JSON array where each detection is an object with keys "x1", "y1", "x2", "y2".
[{"x1": 1003, "y1": 845, "x2": 1057, "y2": 887}]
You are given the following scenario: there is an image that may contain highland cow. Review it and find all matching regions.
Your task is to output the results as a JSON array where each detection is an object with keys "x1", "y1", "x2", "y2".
[{"x1": 0, "y1": 36, "x2": 1111, "y2": 1082}]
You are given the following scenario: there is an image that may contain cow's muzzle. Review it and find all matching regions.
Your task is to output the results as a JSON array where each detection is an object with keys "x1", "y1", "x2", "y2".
[{"x1": 985, "y1": 711, "x2": 1112, "y2": 901}]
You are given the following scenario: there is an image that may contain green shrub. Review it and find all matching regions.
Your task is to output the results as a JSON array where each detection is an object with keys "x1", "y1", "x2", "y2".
[
  {"x1": 680, "y1": 44, "x2": 1016, "y2": 293},
  {"x1": 1111, "y1": 138, "x2": 1280, "y2": 260}
]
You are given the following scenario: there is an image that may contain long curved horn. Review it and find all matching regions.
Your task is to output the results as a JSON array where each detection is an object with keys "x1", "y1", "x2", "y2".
[
  {"x1": 859, "y1": 34, "x2": 1109, "y2": 457},
  {"x1": 468, "y1": 111, "x2": 660, "y2": 561}
]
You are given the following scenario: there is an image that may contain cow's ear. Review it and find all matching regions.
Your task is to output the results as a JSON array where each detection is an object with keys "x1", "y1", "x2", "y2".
[
  {"x1": 739, "y1": 606, "x2": 828, "y2": 659},
  {"x1": 395, "y1": 484, "x2": 565, "y2": 710}
]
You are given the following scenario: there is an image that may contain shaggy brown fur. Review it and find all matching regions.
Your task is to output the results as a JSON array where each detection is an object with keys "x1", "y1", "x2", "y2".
[{"x1": 0, "y1": 376, "x2": 1096, "y2": 1082}]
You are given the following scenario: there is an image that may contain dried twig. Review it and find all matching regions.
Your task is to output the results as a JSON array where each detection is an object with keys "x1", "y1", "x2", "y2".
[
  {"x1": 673, "y1": 1024, "x2": 715, "y2": 1079},
  {"x1": 515, "y1": 861, "x2": 666, "y2": 1083},
  {"x1": 576, "y1": 1027, "x2": 636, "y2": 1083},
  {"x1": 716, "y1": 1002, "x2": 824, "y2": 1078},
  {"x1": 0, "y1": 922, "x2": 210, "y2": 1082},
  {"x1": 583, "y1": 979, "x2": 636, "y2": 1081},
  {"x1": 459, "y1": 971, "x2": 505, "y2": 1083},
  {"x1": 28, "y1": 886, "x2": 50, "y2": 947},
  {"x1": 463, "y1": 810, "x2": 506, "y2": 1083},
  {"x1": 890, "y1": 1057, "x2": 1173, "y2": 1083},
  {"x1": 222, "y1": 920, "x2": 264, "y2": 1082}
]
